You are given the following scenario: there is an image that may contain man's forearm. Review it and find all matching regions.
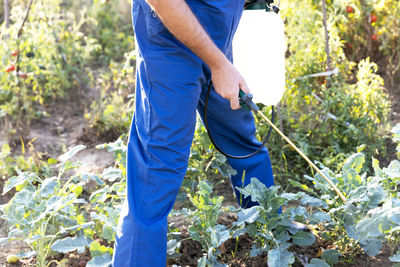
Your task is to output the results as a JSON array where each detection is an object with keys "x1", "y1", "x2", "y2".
[
  {"x1": 146, "y1": 0, "x2": 249, "y2": 110},
  {"x1": 146, "y1": 0, "x2": 228, "y2": 70}
]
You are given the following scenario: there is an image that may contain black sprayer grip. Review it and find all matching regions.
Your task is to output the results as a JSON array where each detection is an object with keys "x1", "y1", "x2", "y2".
[{"x1": 239, "y1": 89, "x2": 259, "y2": 112}]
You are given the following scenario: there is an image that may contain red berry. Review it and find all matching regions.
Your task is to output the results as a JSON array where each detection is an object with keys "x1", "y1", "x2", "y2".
[
  {"x1": 5, "y1": 65, "x2": 15, "y2": 72},
  {"x1": 11, "y1": 50, "x2": 18, "y2": 57},
  {"x1": 346, "y1": 6, "x2": 354, "y2": 13},
  {"x1": 78, "y1": 260, "x2": 87, "y2": 267},
  {"x1": 370, "y1": 14, "x2": 377, "y2": 23},
  {"x1": 372, "y1": 34, "x2": 378, "y2": 41}
]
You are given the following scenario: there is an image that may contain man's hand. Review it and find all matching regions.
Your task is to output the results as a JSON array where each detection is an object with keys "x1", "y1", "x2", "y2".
[
  {"x1": 210, "y1": 58, "x2": 250, "y2": 110},
  {"x1": 146, "y1": 0, "x2": 249, "y2": 110}
]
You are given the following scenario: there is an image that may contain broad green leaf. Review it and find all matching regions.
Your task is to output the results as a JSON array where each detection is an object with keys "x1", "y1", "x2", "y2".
[
  {"x1": 342, "y1": 153, "x2": 365, "y2": 173},
  {"x1": 345, "y1": 223, "x2": 359, "y2": 240},
  {"x1": 300, "y1": 194, "x2": 326, "y2": 208},
  {"x1": 16, "y1": 250, "x2": 36, "y2": 259},
  {"x1": 233, "y1": 206, "x2": 260, "y2": 226},
  {"x1": 45, "y1": 195, "x2": 61, "y2": 214},
  {"x1": 232, "y1": 228, "x2": 247, "y2": 238},
  {"x1": 321, "y1": 249, "x2": 340, "y2": 265},
  {"x1": 167, "y1": 239, "x2": 181, "y2": 255},
  {"x1": 208, "y1": 225, "x2": 230, "y2": 247},
  {"x1": 367, "y1": 183, "x2": 386, "y2": 208},
  {"x1": 267, "y1": 244, "x2": 295, "y2": 267},
  {"x1": 383, "y1": 160, "x2": 400, "y2": 179},
  {"x1": 50, "y1": 236, "x2": 90, "y2": 254},
  {"x1": 91, "y1": 212, "x2": 114, "y2": 226},
  {"x1": 87, "y1": 253, "x2": 112, "y2": 267},
  {"x1": 308, "y1": 258, "x2": 329, "y2": 267},
  {"x1": 38, "y1": 177, "x2": 60, "y2": 198},
  {"x1": 289, "y1": 206, "x2": 307, "y2": 220},
  {"x1": 3, "y1": 173, "x2": 34, "y2": 195},
  {"x1": 292, "y1": 231, "x2": 315, "y2": 246},
  {"x1": 89, "y1": 186, "x2": 111, "y2": 203},
  {"x1": 13, "y1": 188, "x2": 35, "y2": 206},
  {"x1": 344, "y1": 169, "x2": 362, "y2": 188},
  {"x1": 372, "y1": 157, "x2": 383, "y2": 176},
  {"x1": 275, "y1": 231, "x2": 290, "y2": 244},
  {"x1": 80, "y1": 173, "x2": 105, "y2": 186},
  {"x1": 106, "y1": 207, "x2": 120, "y2": 225},
  {"x1": 102, "y1": 225, "x2": 115, "y2": 241},
  {"x1": 236, "y1": 178, "x2": 268, "y2": 203},
  {"x1": 56, "y1": 215, "x2": 77, "y2": 227},
  {"x1": 58, "y1": 145, "x2": 86, "y2": 163},
  {"x1": 197, "y1": 255, "x2": 207, "y2": 267},
  {"x1": 390, "y1": 250, "x2": 400, "y2": 262},
  {"x1": 356, "y1": 207, "x2": 400, "y2": 238},
  {"x1": 390, "y1": 212, "x2": 400, "y2": 225},
  {"x1": 348, "y1": 186, "x2": 369, "y2": 203},
  {"x1": 102, "y1": 167, "x2": 123, "y2": 182},
  {"x1": 89, "y1": 240, "x2": 111, "y2": 258},
  {"x1": 310, "y1": 211, "x2": 331, "y2": 223},
  {"x1": 281, "y1": 192, "x2": 303, "y2": 201},
  {"x1": 250, "y1": 244, "x2": 266, "y2": 257},
  {"x1": 359, "y1": 238, "x2": 382, "y2": 256}
]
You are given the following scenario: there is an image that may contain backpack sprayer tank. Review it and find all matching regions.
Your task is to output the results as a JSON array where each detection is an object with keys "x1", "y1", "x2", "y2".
[
  {"x1": 206, "y1": 0, "x2": 347, "y2": 202},
  {"x1": 233, "y1": 0, "x2": 286, "y2": 106}
]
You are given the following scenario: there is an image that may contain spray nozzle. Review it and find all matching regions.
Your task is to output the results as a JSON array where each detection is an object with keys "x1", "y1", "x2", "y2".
[
  {"x1": 271, "y1": 5, "x2": 280, "y2": 13},
  {"x1": 239, "y1": 90, "x2": 259, "y2": 111}
]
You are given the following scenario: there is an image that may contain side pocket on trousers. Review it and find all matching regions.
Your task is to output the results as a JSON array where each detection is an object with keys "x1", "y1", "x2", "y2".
[{"x1": 147, "y1": 7, "x2": 167, "y2": 36}]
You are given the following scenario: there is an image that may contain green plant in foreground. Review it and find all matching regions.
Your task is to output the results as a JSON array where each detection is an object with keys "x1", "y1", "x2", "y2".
[
  {"x1": 291, "y1": 124, "x2": 400, "y2": 264},
  {"x1": 235, "y1": 178, "x2": 330, "y2": 266},
  {"x1": 85, "y1": 138, "x2": 128, "y2": 266},
  {"x1": 0, "y1": 140, "x2": 52, "y2": 179},
  {"x1": 186, "y1": 119, "x2": 237, "y2": 183},
  {"x1": 0, "y1": 145, "x2": 99, "y2": 267},
  {"x1": 182, "y1": 180, "x2": 232, "y2": 266}
]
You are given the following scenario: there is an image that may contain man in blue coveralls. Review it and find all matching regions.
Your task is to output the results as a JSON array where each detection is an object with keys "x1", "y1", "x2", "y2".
[{"x1": 112, "y1": 0, "x2": 275, "y2": 265}]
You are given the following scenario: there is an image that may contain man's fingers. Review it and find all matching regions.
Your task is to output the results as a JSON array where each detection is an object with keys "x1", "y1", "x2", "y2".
[
  {"x1": 239, "y1": 80, "x2": 250, "y2": 94},
  {"x1": 230, "y1": 97, "x2": 240, "y2": 110}
]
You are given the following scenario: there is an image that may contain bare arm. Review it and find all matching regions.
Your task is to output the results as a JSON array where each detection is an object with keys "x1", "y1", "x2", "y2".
[{"x1": 146, "y1": 0, "x2": 249, "y2": 110}]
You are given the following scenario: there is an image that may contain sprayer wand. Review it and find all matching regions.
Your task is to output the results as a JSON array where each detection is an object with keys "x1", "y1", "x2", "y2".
[{"x1": 239, "y1": 90, "x2": 347, "y2": 202}]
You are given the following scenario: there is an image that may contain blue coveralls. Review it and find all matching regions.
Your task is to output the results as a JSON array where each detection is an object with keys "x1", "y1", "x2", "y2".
[{"x1": 112, "y1": 0, "x2": 275, "y2": 266}]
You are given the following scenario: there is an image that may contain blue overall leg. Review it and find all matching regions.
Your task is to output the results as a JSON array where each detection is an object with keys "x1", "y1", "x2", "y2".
[
  {"x1": 113, "y1": 1, "x2": 204, "y2": 266},
  {"x1": 197, "y1": 74, "x2": 275, "y2": 208},
  {"x1": 113, "y1": 0, "x2": 274, "y2": 266}
]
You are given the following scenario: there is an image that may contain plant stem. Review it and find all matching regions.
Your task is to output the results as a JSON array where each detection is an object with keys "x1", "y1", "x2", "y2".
[
  {"x1": 321, "y1": 0, "x2": 331, "y2": 71},
  {"x1": 4, "y1": 0, "x2": 10, "y2": 28}
]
